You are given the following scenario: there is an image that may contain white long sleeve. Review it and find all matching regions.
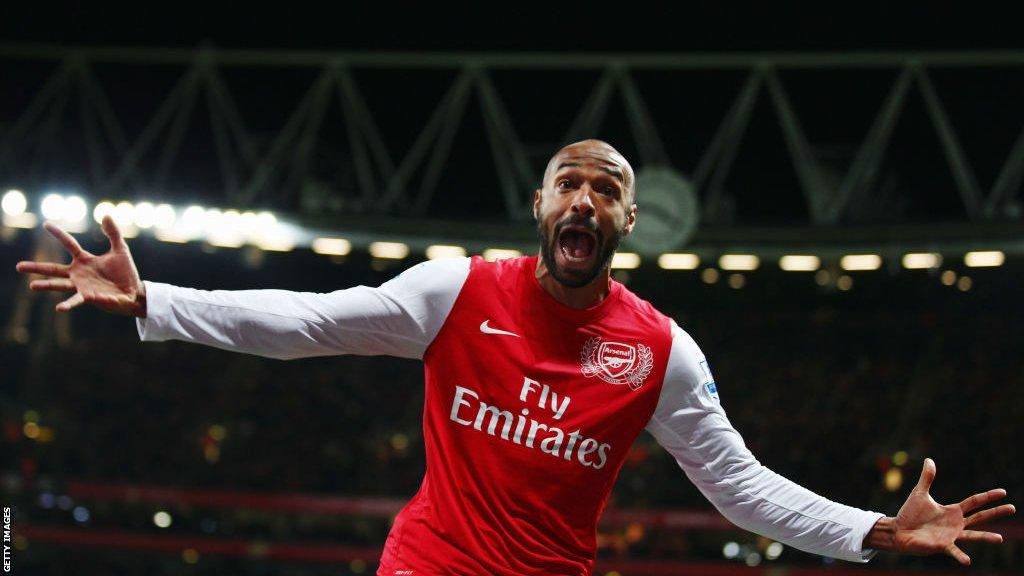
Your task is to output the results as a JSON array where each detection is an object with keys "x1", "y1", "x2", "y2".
[
  {"x1": 645, "y1": 321, "x2": 885, "y2": 563},
  {"x1": 136, "y1": 257, "x2": 471, "y2": 360}
]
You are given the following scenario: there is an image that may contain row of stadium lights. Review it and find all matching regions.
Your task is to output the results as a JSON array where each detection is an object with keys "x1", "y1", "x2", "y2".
[
  {"x1": 1, "y1": 189, "x2": 293, "y2": 250},
  {"x1": 1, "y1": 190, "x2": 1008, "y2": 283}
]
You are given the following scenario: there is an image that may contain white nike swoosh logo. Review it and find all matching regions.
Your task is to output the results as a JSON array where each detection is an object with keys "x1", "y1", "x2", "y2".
[{"x1": 480, "y1": 320, "x2": 520, "y2": 338}]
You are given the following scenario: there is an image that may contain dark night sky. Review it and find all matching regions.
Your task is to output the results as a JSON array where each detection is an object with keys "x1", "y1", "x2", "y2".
[{"x1": 2, "y1": 3, "x2": 1022, "y2": 53}]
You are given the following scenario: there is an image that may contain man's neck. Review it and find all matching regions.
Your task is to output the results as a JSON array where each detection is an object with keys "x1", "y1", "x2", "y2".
[{"x1": 534, "y1": 253, "x2": 612, "y2": 309}]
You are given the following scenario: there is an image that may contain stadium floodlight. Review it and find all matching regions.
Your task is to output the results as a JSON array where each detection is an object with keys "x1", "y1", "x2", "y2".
[
  {"x1": 2, "y1": 189, "x2": 27, "y2": 216},
  {"x1": 154, "y1": 205, "x2": 201, "y2": 242},
  {"x1": 113, "y1": 201, "x2": 135, "y2": 227},
  {"x1": 719, "y1": 254, "x2": 759, "y2": 271},
  {"x1": 203, "y1": 208, "x2": 224, "y2": 233},
  {"x1": 779, "y1": 255, "x2": 820, "y2": 272},
  {"x1": 964, "y1": 251, "x2": 1004, "y2": 267},
  {"x1": 249, "y1": 222, "x2": 294, "y2": 251},
  {"x1": 312, "y1": 237, "x2": 351, "y2": 256},
  {"x1": 611, "y1": 252, "x2": 641, "y2": 269},
  {"x1": 840, "y1": 254, "x2": 882, "y2": 271},
  {"x1": 153, "y1": 204, "x2": 176, "y2": 230},
  {"x1": 902, "y1": 252, "x2": 942, "y2": 269},
  {"x1": 181, "y1": 205, "x2": 205, "y2": 232},
  {"x1": 426, "y1": 245, "x2": 467, "y2": 259},
  {"x1": 60, "y1": 195, "x2": 87, "y2": 223},
  {"x1": 133, "y1": 202, "x2": 156, "y2": 229},
  {"x1": 482, "y1": 248, "x2": 521, "y2": 261},
  {"x1": 206, "y1": 209, "x2": 245, "y2": 247},
  {"x1": 238, "y1": 211, "x2": 259, "y2": 235},
  {"x1": 254, "y1": 226, "x2": 295, "y2": 252},
  {"x1": 222, "y1": 210, "x2": 242, "y2": 236},
  {"x1": 154, "y1": 228, "x2": 192, "y2": 243},
  {"x1": 207, "y1": 231, "x2": 244, "y2": 248},
  {"x1": 256, "y1": 211, "x2": 277, "y2": 229},
  {"x1": 369, "y1": 241, "x2": 409, "y2": 259},
  {"x1": 40, "y1": 194, "x2": 65, "y2": 220},
  {"x1": 658, "y1": 253, "x2": 700, "y2": 270},
  {"x1": 93, "y1": 201, "x2": 116, "y2": 223},
  {"x1": 255, "y1": 237, "x2": 295, "y2": 252},
  {"x1": 2, "y1": 212, "x2": 37, "y2": 229},
  {"x1": 39, "y1": 193, "x2": 87, "y2": 230}
]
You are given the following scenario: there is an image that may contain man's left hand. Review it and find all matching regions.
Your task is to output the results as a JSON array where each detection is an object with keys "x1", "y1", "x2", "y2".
[{"x1": 865, "y1": 458, "x2": 1015, "y2": 565}]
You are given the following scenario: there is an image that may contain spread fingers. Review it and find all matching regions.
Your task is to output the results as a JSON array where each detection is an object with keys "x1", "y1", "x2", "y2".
[
  {"x1": 44, "y1": 221, "x2": 86, "y2": 257},
  {"x1": 30, "y1": 279, "x2": 75, "y2": 292},
  {"x1": 965, "y1": 504, "x2": 1016, "y2": 527},
  {"x1": 959, "y1": 488, "x2": 1007, "y2": 514},
  {"x1": 958, "y1": 530, "x2": 1003, "y2": 544},
  {"x1": 55, "y1": 292, "x2": 85, "y2": 313},
  {"x1": 16, "y1": 261, "x2": 70, "y2": 278}
]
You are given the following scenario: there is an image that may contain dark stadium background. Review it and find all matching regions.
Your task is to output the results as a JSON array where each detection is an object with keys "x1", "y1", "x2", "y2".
[{"x1": 1, "y1": 4, "x2": 1021, "y2": 575}]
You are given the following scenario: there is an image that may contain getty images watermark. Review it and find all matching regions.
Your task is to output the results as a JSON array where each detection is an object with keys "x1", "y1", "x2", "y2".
[{"x1": 3, "y1": 506, "x2": 11, "y2": 573}]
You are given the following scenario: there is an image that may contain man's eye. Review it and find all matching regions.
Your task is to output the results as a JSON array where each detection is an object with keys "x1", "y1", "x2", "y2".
[
  {"x1": 557, "y1": 179, "x2": 572, "y2": 189},
  {"x1": 602, "y1": 186, "x2": 617, "y2": 196}
]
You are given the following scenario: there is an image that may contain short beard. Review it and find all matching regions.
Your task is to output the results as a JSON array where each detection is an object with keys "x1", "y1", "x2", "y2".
[{"x1": 537, "y1": 215, "x2": 626, "y2": 289}]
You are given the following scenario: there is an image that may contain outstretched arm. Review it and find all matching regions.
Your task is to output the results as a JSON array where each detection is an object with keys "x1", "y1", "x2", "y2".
[
  {"x1": 16, "y1": 218, "x2": 470, "y2": 360},
  {"x1": 645, "y1": 321, "x2": 1013, "y2": 563}
]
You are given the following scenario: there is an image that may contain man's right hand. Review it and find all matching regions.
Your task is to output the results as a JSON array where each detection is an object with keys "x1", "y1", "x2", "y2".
[{"x1": 15, "y1": 215, "x2": 147, "y2": 317}]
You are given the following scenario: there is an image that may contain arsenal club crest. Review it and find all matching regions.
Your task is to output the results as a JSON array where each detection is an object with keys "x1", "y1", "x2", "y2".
[{"x1": 580, "y1": 337, "x2": 654, "y2": 390}]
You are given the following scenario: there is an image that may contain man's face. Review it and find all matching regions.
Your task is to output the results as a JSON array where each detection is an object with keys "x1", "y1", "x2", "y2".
[{"x1": 534, "y1": 142, "x2": 636, "y2": 288}]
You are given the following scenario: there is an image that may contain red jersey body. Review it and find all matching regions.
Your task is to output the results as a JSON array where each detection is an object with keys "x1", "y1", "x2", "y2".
[{"x1": 378, "y1": 256, "x2": 673, "y2": 575}]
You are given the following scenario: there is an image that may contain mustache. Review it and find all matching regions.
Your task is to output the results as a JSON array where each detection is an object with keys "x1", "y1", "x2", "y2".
[{"x1": 554, "y1": 215, "x2": 601, "y2": 241}]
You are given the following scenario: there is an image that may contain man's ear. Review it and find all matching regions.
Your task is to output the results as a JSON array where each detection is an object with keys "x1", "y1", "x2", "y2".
[
  {"x1": 624, "y1": 203, "x2": 637, "y2": 236},
  {"x1": 533, "y1": 189, "x2": 542, "y2": 220}
]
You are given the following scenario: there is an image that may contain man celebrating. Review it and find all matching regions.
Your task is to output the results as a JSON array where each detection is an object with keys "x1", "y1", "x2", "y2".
[{"x1": 16, "y1": 140, "x2": 1014, "y2": 574}]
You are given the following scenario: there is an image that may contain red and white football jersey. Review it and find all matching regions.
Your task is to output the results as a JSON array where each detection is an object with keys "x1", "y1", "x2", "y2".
[{"x1": 379, "y1": 255, "x2": 672, "y2": 574}]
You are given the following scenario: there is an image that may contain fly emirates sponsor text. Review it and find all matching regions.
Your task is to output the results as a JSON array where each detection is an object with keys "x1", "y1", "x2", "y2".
[{"x1": 449, "y1": 377, "x2": 612, "y2": 469}]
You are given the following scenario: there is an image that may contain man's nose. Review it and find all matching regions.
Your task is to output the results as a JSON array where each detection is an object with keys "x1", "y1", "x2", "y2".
[{"x1": 570, "y1": 185, "x2": 596, "y2": 217}]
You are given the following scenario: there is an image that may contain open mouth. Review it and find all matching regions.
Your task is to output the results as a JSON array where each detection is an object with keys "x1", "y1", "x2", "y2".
[{"x1": 557, "y1": 226, "x2": 597, "y2": 262}]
